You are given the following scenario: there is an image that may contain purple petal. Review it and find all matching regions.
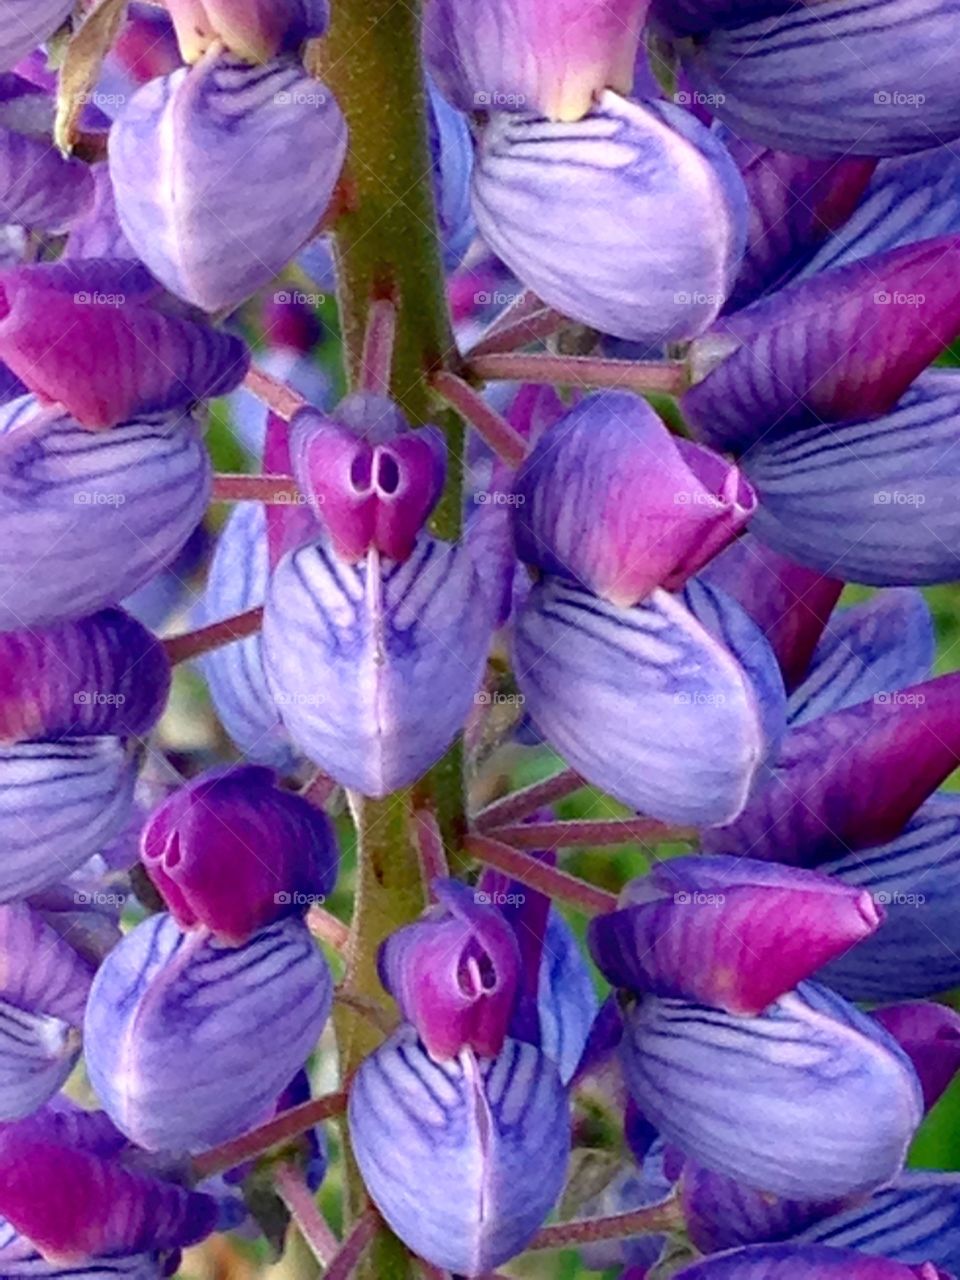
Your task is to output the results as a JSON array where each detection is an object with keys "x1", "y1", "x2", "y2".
[
  {"x1": 424, "y1": 0, "x2": 647, "y2": 121},
  {"x1": 0, "y1": 739, "x2": 136, "y2": 901},
  {"x1": 649, "y1": 0, "x2": 794, "y2": 36},
  {"x1": 0, "y1": 1, "x2": 72, "y2": 73},
  {"x1": 0, "y1": 397, "x2": 211, "y2": 629},
  {"x1": 349, "y1": 1026, "x2": 570, "y2": 1275},
  {"x1": 621, "y1": 982, "x2": 922, "y2": 1199},
  {"x1": 0, "y1": 1127, "x2": 217, "y2": 1263},
  {"x1": 0, "y1": 263, "x2": 249, "y2": 428},
  {"x1": 199, "y1": 502, "x2": 297, "y2": 770},
  {"x1": 0, "y1": 902, "x2": 92, "y2": 1027},
  {"x1": 788, "y1": 591, "x2": 934, "y2": 726},
  {"x1": 0, "y1": 125, "x2": 94, "y2": 233},
  {"x1": 0, "y1": 610, "x2": 170, "y2": 746},
  {"x1": 0, "y1": 1008, "x2": 79, "y2": 1121},
  {"x1": 682, "y1": 1, "x2": 960, "y2": 157},
  {"x1": 818, "y1": 797, "x2": 960, "y2": 1000},
  {"x1": 263, "y1": 533, "x2": 496, "y2": 796},
  {"x1": 702, "y1": 672, "x2": 960, "y2": 864},
  {"x1": 872, "y1": 1002, "x2": 960, "y2": 1111},
  {"x1": 263, "y1": 410, "x2": 323, "y2": 566},
  {"x1": 109, "y1": 51, "x2": 347, "y2": 312},
  {"x1": 514, "y1": 391, "x2": 754, "y2": 605},
  {"x1": 699, "y1": 535, "x2": 842, "y2": 692},
  {"x1": 537, "y1": 908, "x2": 599, "y2": 1085},
  {"x1": 747, "y1": 370, "x2": 960, "y2": 586},
  {"x1": 472, "y1": 92, "x2": 748, "y2": 343},
  {"x1": 590, "y1": 856, "x2": 880, "y2": 1014},
  {"x1": 378, "y1": 879, "x2": 521, "y2": 1060},
  {"x1": 685, "y1": 238, "x2": 960, "y2": 453},
  {"x1": 141, "y1": 765, "x2": 339, "y2": 945},
  {"x1": 84, "y1": 913, "x2": 333, "y2": 1151},
  {"x1": 167, "y1": 0, "x2": 328, "y2": 61},
  {"x1": 514, "y1": 577, "x2": 780, "y2": 825},
  {"x1": 674, "y1": 1243, "x2": 951, "y2": 1279},
  {"x1": 63, "y1": 165, "x2": 137, "y2": 262}
]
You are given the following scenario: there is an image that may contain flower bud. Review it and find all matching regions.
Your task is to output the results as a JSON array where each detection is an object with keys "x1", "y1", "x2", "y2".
[
  {"x1": 141, "y1": 765, "x2": 339, "y2": 945},
  {"x1": 289, "y1": 395, "x2": 447, "y2": 563},
  {"x1": 514, "y1": 392, "x2": 754, "y2": 606},
  {"x1": 472, "y1": 92, "x2": 748, "y2": 343},
  {"x1": 110, "y1": 50, "x2": 347, "y2": 312},
  {"x1": 85, "y1": 913, "x2": 333, "y2": 1151},
  {"x1": 424, "y1": 0, "x2": 649, "y2": 122},
  {"x1": 378, "y1": 878, "x2": 521, "y2": 1060},
  {"x1": 350, "y1": 1025, "x2": 570, "y2": 1275}
]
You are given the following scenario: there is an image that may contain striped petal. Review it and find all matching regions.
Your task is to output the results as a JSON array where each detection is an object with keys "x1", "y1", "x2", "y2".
[
  {"x1": 817, "y1": 798, "x2": 960, "y2": 999},
  {"x1": 0, "y1": 397, "x2": 211, "y2": 629},
  {"x1": 747, "y1": 370, "x2": 960, "y2": 586},
  {"x1": 349, "y1": 1025, "x2": 570, "y2": 1276},
  {"x1": 685, "y1": 239, "x2": 960, "y2": 453},
  {"x1": 513, "y1": 577, "x2": 780, "y2": 825},
  {"x1": 84, "y1": 913, "x2": 333, "y2": 1151},
  {"x1": 589, "y1": 856, "x2": 880, "y2": 1014},
  {"x1": 621, "y1": 982, "x2": 922, "y2": 1199},
  {"x1": 0, "y1": 739, "x2": 136, "y2": 902},
  {"x1": 682, "y1": 0, "x2": 960, "y2": 157},
  {"x1": 109, "y1": 50, "x2": 347, "y2": 312},
  {"x1": 0, "y1": 126, "x2": 93, "y2": 233},
  {"x1": 0, "y1": 903, "x2": 92, "y2": 1026},
  {"x1": 787, "y1": 591, "x2": 934, "y2": 726},
  {"x1": 702, "y1": 673, "x2": 960, "y2": 865},
  {"x1": 675, "y1": 1243, "x2": 951, "y2": 1278},
  {"x1": 800, "y1": 1172, "x2": 960, "y2": 1273},
  {"x1": 263, "y1": 533, "x2": 495, "y2": 796},
  {"x1": 0, "y1": 1, "x2": 72, "y2": 72},
  {"x1": 0, "y1": 1005, "x2": 78, "y2": 1120},
  {"x1": 0, "y1": 1254, "x2": 164, "y2": 1279},
  {"x1": 199, "y1": 502, "x2": 296, "y2": 771},
  {"x1": 472, "y1": 92, "x2": 748, "y2": 343},
  {"x1": 537, "y1": 908, "x2": 598, "y2": 1085}
]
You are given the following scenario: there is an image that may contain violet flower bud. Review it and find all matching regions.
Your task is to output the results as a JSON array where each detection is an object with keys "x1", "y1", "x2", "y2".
[
  {"x1": 0, "y1": 396, "x2": 211, "y2": 629},
  {"x1": 349, "y1": 1025, "x2": 570, "y2": 1275},
  {"x1": 514, "y1": 391, "x2": 755, "y2": 606},
  {"x1": 84, "y1": 913, "x2": 333, "y2": 1151},
  {"x1": 473, "y1": 92, "x2": 748, "y2": 343},
  {"x1": 674, "y1": 1243, "x2": 951, "y2": 1279},
  {"x1": 871, "y1": 1002, "x2": 960, "y2": 1113},
  {"x1": 109, "y1": 50, "x2": 347, "y2": 313},
  {"x1": 0, "y1": 262, "x2": 249, "y2": 429},
  {"x1": 424, "y1": 0, "x2": 649, "y2": 122},
  {"x1": 166, "y1": 0, "x2": 328, "y2": 63},
  {"x1": 141, "y1": 765, "x2": 339, "y2": 945},
  {"x1": 622, "y1": 981, "x2": 923, "y2": 1200},
  {"x1": 589, "y1": 857, "x2": 881, "y2": 1016},
  {"x1": 378, "y1": 878, "x2": 521, "y2": 1060},
  {"x1": 289, "y1": 394, "x2": 447, "y2": 563},
  {"x1": 0, "y1": 1, "x2": 72, "y2": 74}
]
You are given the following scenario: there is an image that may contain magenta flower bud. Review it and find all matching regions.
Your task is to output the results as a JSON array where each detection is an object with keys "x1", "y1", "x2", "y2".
[
  {"x1": 290, "y1": 395, "x2": 447, "y2": 563},
  {"x1": 514, "y1": 391, "x2": 755, "y2": 606},
  {"x1": 167, "y1": 0, "x2": 328, "y2": 62},
  {"x1": 378, "y1": 879, "x2": 521, "y2": 1060},
  {"x1": 0, "y1": 610, "x2": 170, "y2": 747},
  {"x1": 141, "y1": 765, "x2": 339, "y2": 945},
  {"x1": 109, "y1": 50, "x2": 347, "y2": 313},
  {"x1": 424, "y1": 0, "x2": 649, "y2": 122}
]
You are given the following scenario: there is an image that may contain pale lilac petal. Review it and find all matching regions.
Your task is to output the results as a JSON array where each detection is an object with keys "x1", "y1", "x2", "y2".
[
  {"x1": 0, "y1": 1, "x2": 72, "y2": 73},
  {"x1": 0, "y1": 126, "x2": 93, "y2": 232}
]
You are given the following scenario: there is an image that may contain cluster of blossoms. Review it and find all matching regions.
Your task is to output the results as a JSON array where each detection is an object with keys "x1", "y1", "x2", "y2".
[{"x1": 3, "y1": 0, "x2": 960, "y2": 1278}]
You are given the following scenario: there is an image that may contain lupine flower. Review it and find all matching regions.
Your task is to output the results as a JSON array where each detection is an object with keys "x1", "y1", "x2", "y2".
[
  {"x1": 472, "y1": 92, "x2": 748, "y2": 342},
  {"x1": 109, "y1": 50, "x2": 347, "y2": 313},
  {"x1": 424, "y1": 0, "x2": 649, "y2": 122},
  {"x1": 0, "y1": 1, "x2": 73, "y2": 73},
  {"x1": 84, "y1": 912, "x2": 333, "y2": 1151},
  {"x1": 165, "y1": 0, "x2": 328, "y2": 63},
  {"x1": 0, "y1": 262, "x2": 249, "y2": 429},
  {"x1": 0, "y1": 396, "x2": 211, "y2": 628},
  {"x1": 0, "y1": 77, "x2": 94, "y2": 233},
  {"x1": 141, "y1": 764, "x2": 339, "y2": 944},
  {"x1": 673, "y1": 1243, "x2": 952, "y2": 1278},
  {"x1": 871, "y1": 1002, "x2": 960, "y2": 1111}
]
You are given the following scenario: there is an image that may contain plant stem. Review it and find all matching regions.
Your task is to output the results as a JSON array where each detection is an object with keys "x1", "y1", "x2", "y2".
[
  {"x1": 211, "y1": 474, "x2": 303, "y2": 504},
  {"x1": 324, "y1": 1210, "x2": 379, "y2": 1280},
  {"x1": 474, "y1": 769, "x2": 585, "y2": 828},
  {"x1": 432, "y1": 371, "x2": 527, "y2": 467},
  {"x1": 467, "y1": 353, "x2": 690, "y2": 396},
  {"x1": 244, "y1": 367, "x2": 307, "y2": 420},
  {"x1": 488, "y1": 818, "x2": 695, "y2": 849},
  {"x1": 527, "y1": 1199, "x2": 684, "y2": 1250},
  {"x1": 191, "y1": 1091, "x2": 348, "y2": 1180},
  {"x1": 163, "y1": 606, "x2": 263, "y2": 665},
  {"x1": 465, "y1": 835, "x2": 617, "y2": 915},
  {"x1": 359, "y1": 298, "x2": 398, "y2": 395},
  {"x1": 275, "y1": 1165, "x2": 340, "y2": 1267}
]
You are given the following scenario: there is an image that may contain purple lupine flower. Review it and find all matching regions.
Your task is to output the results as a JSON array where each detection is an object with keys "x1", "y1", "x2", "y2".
[
  {"x1": 514, "y1": 391, "x2": 754, "y2": 606},
  {"x1": 424, "y1": 0, "x2": 648, "y2": 122},
  {"x1": 679, "y1": 0, "x2": 960, "y2": 157},
  {"x1": 871, "y1": 1002, "x2": 960, "y2": 1112},
  {"x1": 349, "y1": 1024, "x2": 570, "y2": 1275},
  {"x1": 673, "y1": 1242, "x2": 952, "y2": 1278},
  {"x1": 84, "y1": 912, "x2": 333, "y2": 1151},
  {"x1": 0, "y1": 396, "x2": 211, "y2": 628},
  {"x1": 588, "y1": 857, "x2": 881, "y2": 1015},
  {"x1": 165, "y1": 0, "x2": 328, "y2": 63},
  {"x1": 141, "y1": 765, "x2": 339, "y2": 944},
  {"x1": 289, "y1": 394, "x2": 447, "y2": 563},
  {"x1": 472, "y1": 93, "x2": 748, "y2": 342},
  {"x1": 621, "y1": 981, "x2": 923, "y2": 1200},
  {"x1": 0, "y1": 262, "x2": 249, "y2": 428},
  {"x1": 0, "y1": 1, "x2": 73, "y2": 73},
  {"x1": 263, "y1": 529, "x2": 498, "y2": 796},
  {"x1": 378, "y1": 878, "x2": 521, "y2": 1060},
  {"x1": 109, "y1": 50, "x2": 347, "y2": 313}
]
